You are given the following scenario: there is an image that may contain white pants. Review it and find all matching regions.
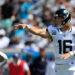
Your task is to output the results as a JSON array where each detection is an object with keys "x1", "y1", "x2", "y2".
[
  {"x1": 45, "y1": 61, "x2": 56, "y2": 75},
  {"x1": 56, "y1": 63, "x2": 75, "y2": 75},
  {"x1": 45, "y1": 61, "x2": 75, "y2": 75},
  {"x1": 69, "y1": 63, "x2": 75, "y2": 75}
]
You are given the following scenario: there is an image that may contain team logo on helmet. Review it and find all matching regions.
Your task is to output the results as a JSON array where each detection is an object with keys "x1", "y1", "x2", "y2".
[{"x1": 64, "y1": 10, "x2": 68, "y2": 13}]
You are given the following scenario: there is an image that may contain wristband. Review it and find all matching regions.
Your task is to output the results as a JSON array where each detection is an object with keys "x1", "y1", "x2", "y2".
[
  {"x1": 69, "y1": 51, "x2": 75, "y2": 56},
  {"x1": 27, "y1": 25, "x2": 32, "y2": 29},
  {"x1": 25, "y1": 24, "x2": 32, "y2": 30}
]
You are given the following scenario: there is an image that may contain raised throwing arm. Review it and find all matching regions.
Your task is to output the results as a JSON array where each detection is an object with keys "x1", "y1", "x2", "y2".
[{"x1": 14, "y1": 24, "x2": 52, "y2": 39}]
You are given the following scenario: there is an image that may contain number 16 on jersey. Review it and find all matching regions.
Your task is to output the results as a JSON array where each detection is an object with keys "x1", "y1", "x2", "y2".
[{"x1": 58, "y1": 40, "x2": 72, "y2": 54}]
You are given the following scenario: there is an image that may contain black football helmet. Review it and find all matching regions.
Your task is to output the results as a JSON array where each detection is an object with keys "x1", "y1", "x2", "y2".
[{"x1": 54, "y1": 9, "x2": 71, "y2": 28}]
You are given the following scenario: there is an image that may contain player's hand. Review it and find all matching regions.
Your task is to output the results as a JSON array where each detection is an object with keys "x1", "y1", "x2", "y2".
[
  {"x1": 60, "y1": 52, "x2": 71, "y2": 59},
  {"x1": 14, "y1": 24, "x2": 27, "y2": 31}
]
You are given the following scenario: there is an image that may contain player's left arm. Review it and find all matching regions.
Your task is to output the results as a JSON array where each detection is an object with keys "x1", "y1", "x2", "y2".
[
  {"x1": 60, "y1": 51, "x2": 75, "y2": 59},
  {"x1": 60, "y1": 52, "x2": 71, "y2": 59}
]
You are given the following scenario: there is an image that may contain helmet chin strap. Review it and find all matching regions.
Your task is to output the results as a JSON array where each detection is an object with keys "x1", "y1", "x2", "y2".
[
  {"x1": 59, "y1": 23, "x2": 71, "y2": 32},
  {"x1": 56, "y1": 21, "x2": 70, "y2": 29}
]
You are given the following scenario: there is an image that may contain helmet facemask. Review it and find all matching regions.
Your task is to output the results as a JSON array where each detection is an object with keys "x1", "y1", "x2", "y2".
[
  {"x1": 54, "y1": 16, "x2": 66, "y2": 29},
  {"x1": 54, "y1": 9, "x2": 71, "y2": 29}
]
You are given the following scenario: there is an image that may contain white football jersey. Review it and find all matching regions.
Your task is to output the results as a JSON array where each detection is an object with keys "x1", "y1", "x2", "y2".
[{"x1": 47, "y1": 25, "x2": 75, "y2": 64}]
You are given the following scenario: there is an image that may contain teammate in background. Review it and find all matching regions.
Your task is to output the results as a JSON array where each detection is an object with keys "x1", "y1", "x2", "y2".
[{"x1": 14, "y1": 9, "x2": 75, "y2": 75}]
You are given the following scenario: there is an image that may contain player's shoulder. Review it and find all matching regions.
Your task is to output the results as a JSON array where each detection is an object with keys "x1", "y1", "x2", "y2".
[
  {"x1": 48, "y1": 25, "x2": 55, "y2": 29},
  {"x1": 47, "y1": 25, "x2": 56, "y2": 31},
  {"x1": 47, "y1": 25, "x2": 57, "y2": 32},
  {"x1": 47, "y1": 25, "x2": 58, "y2": 36}
]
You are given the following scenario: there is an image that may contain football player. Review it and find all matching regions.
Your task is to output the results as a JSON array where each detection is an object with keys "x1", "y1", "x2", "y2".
[{"x1": 14, "y1": 9, "x2": 75, "y2": 75}]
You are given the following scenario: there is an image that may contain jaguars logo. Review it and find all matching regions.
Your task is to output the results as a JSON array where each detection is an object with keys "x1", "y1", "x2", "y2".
[
  {"x1": 64, "y1": 10, "x2": 68, "y2": 13},
  {"x1": 64, "y1": 10, "x2": 69, "y2": 18}
]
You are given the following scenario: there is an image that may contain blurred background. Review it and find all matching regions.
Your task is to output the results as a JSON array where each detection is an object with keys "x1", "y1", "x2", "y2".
[{"x1": 0, "y1": 0, "x2": 75, "y2": 75}]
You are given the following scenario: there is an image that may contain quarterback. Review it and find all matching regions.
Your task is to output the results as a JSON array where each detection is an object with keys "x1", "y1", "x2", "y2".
[{"x1": 14, "y1": 9, "x2": 75, "y2": 75}]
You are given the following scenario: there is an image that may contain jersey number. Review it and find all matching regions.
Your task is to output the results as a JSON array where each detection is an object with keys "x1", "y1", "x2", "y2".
[{"x1": 58, "y1": 40, "x2": 72, "y2": 54}]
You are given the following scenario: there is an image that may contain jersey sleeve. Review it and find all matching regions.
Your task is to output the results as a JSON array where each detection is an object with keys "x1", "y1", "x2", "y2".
[{"x1": 47, "y1": 25, "x2": 53, "y2": 36}]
